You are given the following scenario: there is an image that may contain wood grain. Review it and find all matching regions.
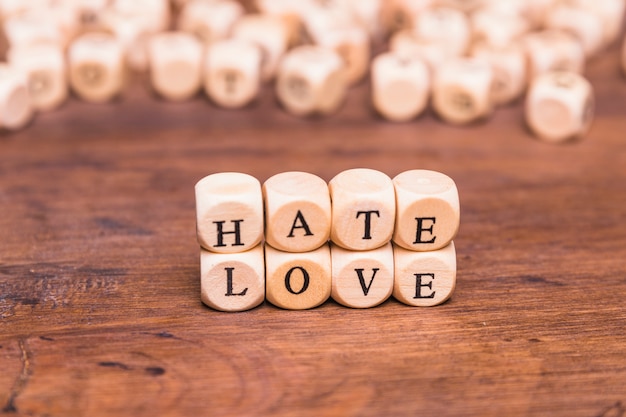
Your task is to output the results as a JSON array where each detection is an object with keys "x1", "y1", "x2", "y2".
[{"x1": 1, "y1": 41, "x2": 626, "y2": 416}]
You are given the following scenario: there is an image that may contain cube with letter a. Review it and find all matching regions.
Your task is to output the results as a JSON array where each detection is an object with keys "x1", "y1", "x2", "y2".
[{"x1": 263, "y1": 171, "x2": 331, "y2": 253}]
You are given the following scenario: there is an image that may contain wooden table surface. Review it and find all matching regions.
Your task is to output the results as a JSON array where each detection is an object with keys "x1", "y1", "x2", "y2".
[{"x1": 1, "y1": 40, "x2": 626, "y2": 417}]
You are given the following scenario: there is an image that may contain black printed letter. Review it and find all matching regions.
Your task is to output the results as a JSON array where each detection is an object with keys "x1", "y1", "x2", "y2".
[
  {"x1": 356, "y1": 210, "x2": 380, "y2": 240},
  {"x1": 224, "y1": 267, "x2": 248, "y2": 297},
  {"x1": 413, "y1": 217, "x2": 436, "y2": 244},
  {"x1": 213, "y1": 219, "x2": 245, "y2": 247},
  {"x1": 355, "y1": 268, "x2": 379, "y2": 296},
  {"x1": 414, "y1": 273, "x2": 435, "y2": 299},
  {"x1": 287, "y1": 210, "x2": 314, "y2": 237},
  {"x1": 285, "y1": 266, "x2": 310, "y2": 295}
]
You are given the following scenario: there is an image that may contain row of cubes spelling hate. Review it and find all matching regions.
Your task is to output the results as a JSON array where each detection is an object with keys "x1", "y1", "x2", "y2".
[{"x1": 195, "y1": 169, "x2": 460, "y2": 254}]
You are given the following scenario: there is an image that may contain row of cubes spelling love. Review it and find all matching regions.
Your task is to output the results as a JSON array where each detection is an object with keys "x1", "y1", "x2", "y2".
[{"x1": 194, "y1": 169, "x2": 460, "y2": 312}]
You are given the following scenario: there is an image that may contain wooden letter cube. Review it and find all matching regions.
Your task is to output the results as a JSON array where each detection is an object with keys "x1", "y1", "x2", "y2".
[
  {"x1": 330, "y1": 242, "x2": 394, "y2": 308},
  {"x1": 200, "y1": 244, "x2": 265, "y2": 312},
  {"x1": 101, "y1": 11, "x2": 155, "y2": 73},
  {"x1": 276, "y1": 45, "x2": 347, "y2": 117},
  {"x1": 312, "y1": 25, "x2": 371, "y2": 85},
  {"x1": 413, "y1": 7, "x2": 470, "y2": 57},
  {"x1": 265, "y1": 243, "x2": 331, "y2": 310},
  {"x1": 470, "y1": 41, "x2": 527, "y2": 106},
  {"x1": 329, "y1": 168, "x2": 395, "y2": 251},
  {"x1": 232, "y1": 14, "x2": 289, "y2": 82},
  {"x1": 8, "y1": 43, "x2": 67, "y2": 111},
  {"x1": 0, "y1": 64, "x2": 34, "y2": 130},
  {"x1": 469, "y1": 9, "x2": 529, "y2": 48},
  {"x1": 195, "y1": 172, "x2": 264, "y2": 253},
  {"x1": 68, "y1": 32, "x2": 125, "y2": 103},
  {"x1": 2, "y1": 11, "x2": 64, "y2": 49},
  {"x1": 389, "y1": 30, "x2": 453, "y2": 73},
  {"x1": 432, "y1": 57, "x2": 493, "y2": 125},
  {"x1": 148, "y1": 32, "x2": 203, "y2": 101},
  {"x1": 544, "y1": 4, "x2": 604, "y2": 58},
  {"x1": 563, "y1": 0, "x2": 625, "y2": 45},
  {"x1": 381, "y1": 0, "x2": 435, "y2": 34},
  {"x1": 263, "y1": 171, "x2": 331, "y2": 253},
  {"x1": 525, "y1": 71, "x2": 594, "y2": 143},
  {"x1": 523, "y1": 30, "x2": 585, "y2": 80},
  {"x1": 371, "y1": 52, "x2": 430, "y2": 122},
  {"x1": 177, "y1": 0, "x2": 244, "y2": 44},
  {"x1": 392, "y1": 169, "x2": 460, "y2": 252},
  {"x1": 204, "y1": 39, "x2": 262, "y2": 109},
  {"x1": 393, "y1": 241, "x2": 456, "y2": 307},
  {"x1": 109, "y1": 0, "x2": 171, "y2": 33}
]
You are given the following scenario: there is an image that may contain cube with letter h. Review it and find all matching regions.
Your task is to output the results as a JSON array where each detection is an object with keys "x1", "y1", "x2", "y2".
[{"x1": 195, "y1": 172, "x2": 265, "y2": 312}]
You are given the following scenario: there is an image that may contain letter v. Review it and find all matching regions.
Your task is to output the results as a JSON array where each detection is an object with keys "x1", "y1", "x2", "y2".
[{"x1": 354, "y1": 268, "x2": 379, "y2": 296}]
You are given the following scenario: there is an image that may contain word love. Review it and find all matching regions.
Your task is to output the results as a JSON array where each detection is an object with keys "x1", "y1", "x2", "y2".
[{"x1": 194, "y1": 169, "x2": 460, "y2": 312}]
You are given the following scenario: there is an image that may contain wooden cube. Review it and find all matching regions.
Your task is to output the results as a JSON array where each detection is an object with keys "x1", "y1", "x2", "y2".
[
  {"x1": 413, "y1": 7, "x2": 470, "y2": 57},
  {"x1": 0, "y1": 0, "x2": 52, "y2": 18},
  {"x1": 563, "y1": 0, "x2": 625, "y2": 45},
  {"x1": 525, "y1": 71, "x2": 594, "y2": 143},
  {"x1": 0, "y1": 64, "x2": 34, "y2": 130},
  {"x1": 148, "y1": 32, "x2": 203, "y2": 101},
  {"x1": 389, "y1": 30, "x2": 453, "y2": 73},
  {"x1": 204, "y1": 39, "x2": 262, "y2": 109},
  {"x1": 523, "y1": 30, "x2": 585, "y2": 80},
  {"x1": 381, "y1": 0, "x2": 435, "y2": 34},
  {"x1": 544, "y1": 4, "x2": 604, "y2": 58},
  {"x1": 68, "y1": 32, "x2": 125, "y2": 103},
  {"x1": 431, "y1": 57, "x2": 493, "y2": 125},
  {"x1": 525, "y1": 0, "x2": 556, "y2": 29},
  {"x1": 470, "y1": 41, "x2": 527, "y2": 106},
  {"x1": 276, "y1": 45, "x2": 347, "y2": 117},
  {"x1": 263, "y1": 171, "x2": 331, "y2": 253},
  {"x1": 2, "y1": 10, "x2": 64, "y2": 49},
  {"x1": 108, "y1": 0, "x2": 171, "y2": 32},
  {"x1": 65, "y1": 0, "x2": 109, "y2": 32},
  {"x1": 232, "y1": 14, "x2": 290, "y2": 82},
  {"x1": 254, "y1": 0, "x2": 307, "y2": 46},
  {"x1": 200, "y1": 244, "x2": 265, "y2": 312},
  {"x1": 343, "y1": 0, "x2": 384, "y2": 40},
  {"x1": 7, "y1": 43, "x2": 67, "y2": 111},
  {"x1": 392, "y1": 169, "x2": 460, "y2": 252},
  {"x1": 195, "y1": 172, "x2": 264, "y2": 253},
  {"x1": 330, "y1": 242, "x2": 394, "y2": 308},
  {"x1": 177, "y1": 0, "x2": 244, "y2": 44},
  {"x1": 329, "y1": 168, "x2": 395, "y2": 251},
  {"x1": 393, "y1": 241, "x2": 456, "y2": 307},
  {"x1": 436, "y1": 0, "x2": 483, "y2": 13},
  {"x1": 477, "y1": 0, "x2": 531, "y2": 21},
  {"x1": 100, "y1": 11, "x2": 154, "y2": 72},
  {"x1": 265, "y1": 243, "x2": 332, "y2": 310},
  {"x1": 469, "y1": 8, "x2": 529, "y2": 48},
  {"x1": 371, "y1": 52, "x2": 430, "y2": 121},
  {"x1": 302, "y1": 1, "x2": 358, "y2": 41},
  {"x1": 48, "y1": 4, "x2": 82, "y2": 47},
  {"x1": 312, "y1": 25, "x2": 370, "y2": 85}
]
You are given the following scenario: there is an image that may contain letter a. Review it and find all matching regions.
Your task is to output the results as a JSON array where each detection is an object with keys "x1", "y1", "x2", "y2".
[{"x1": 287, "y1": 210, "x2": 314, "y2": 237}]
